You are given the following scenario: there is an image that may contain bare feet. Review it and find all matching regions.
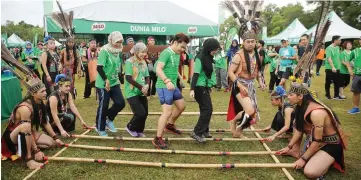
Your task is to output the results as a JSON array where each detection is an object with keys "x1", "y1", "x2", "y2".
[
  {"x1": 232, "y1": 132, "x2": 248, "y2": 139},
  {"x1": 287, "y1": 150, "x2": 300, "y2": 159},
  {"x1": 27, "y1": 160, "x2": 43, "y2": 169}
]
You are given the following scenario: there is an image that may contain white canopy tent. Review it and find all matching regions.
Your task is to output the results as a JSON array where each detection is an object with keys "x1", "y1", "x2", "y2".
[
  {"x1": 7, "y1": 33, "x2": 26, "y2": 47},
  {"x1": 265, "y1": 18, "x2": 307, "y2": 45}
]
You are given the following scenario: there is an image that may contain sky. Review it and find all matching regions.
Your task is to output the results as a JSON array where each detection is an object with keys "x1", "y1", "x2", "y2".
[{"x1": 1, "y1": 0, "x2": 317, "y2": 27}]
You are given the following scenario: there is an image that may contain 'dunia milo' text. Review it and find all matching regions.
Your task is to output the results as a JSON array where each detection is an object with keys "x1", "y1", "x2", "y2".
[{"x1": 130, "y1": 26, "x2": 167, "y2": 33}]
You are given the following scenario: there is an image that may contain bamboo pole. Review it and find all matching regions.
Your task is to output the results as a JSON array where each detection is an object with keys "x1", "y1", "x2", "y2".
[
  {"x1": 85, "y1": 127, "x2": 270, "y2": 133},
  {"x1": 251, "y1": 126, "x2": 295, "y2": 180},
  {"x1": 23, "y1": 128, "x2": 92, "y2": 180},
  {"x1": 118, "y1": 112, "x2": 227, "y2": 115},
  {"x1": 70, "y1": 134, "x2": 266, "y2": 142},
  {"x1": 43, "y1": 156, "x2": 294, "y2": 169},
  {"x1": 64, "y1": 144, "x2": 277, "y2": 156}
]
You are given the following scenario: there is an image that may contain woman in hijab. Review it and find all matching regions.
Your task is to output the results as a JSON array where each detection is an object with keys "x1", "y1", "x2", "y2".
[
  {"x1": 95, "y1": 31, "x2": 126, "y2": 137},
  {"x1": 124, "y1": 42, "x2": 150, "y2": 137},
  {"x1": 22, "y1": 41, "x2": 41, "y2": 78},
  {"x1": 189, "y1": 38, "x2": 220, "y2": 143}
]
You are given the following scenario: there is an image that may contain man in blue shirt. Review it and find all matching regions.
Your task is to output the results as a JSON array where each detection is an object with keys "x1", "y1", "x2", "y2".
[{"x1": 276, "y1": 38, "x2": 297, "y2": 89}]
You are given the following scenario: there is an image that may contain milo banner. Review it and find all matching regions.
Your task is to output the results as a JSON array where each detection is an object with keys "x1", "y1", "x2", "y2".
[{"x1": 225, "y1": 27, "x2": 238, "y2": 52}]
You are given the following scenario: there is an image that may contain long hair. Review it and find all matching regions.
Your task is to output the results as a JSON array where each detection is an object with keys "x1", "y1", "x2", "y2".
[
  {"x1": 20, "y1": 93, "x2": 48, "y2": 131},
  {"x1": 65, "y1": 42, "x2": 78, "y2": 66},
  {"x1": 243, "y1": 46, "x2": 261, "y2": 75}
]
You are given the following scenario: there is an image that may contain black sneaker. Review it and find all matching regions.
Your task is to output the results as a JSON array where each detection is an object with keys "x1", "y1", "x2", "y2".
[
  {"x1": 164, "y1": 123, "x2": 182, "y2": 135},
  {"x1": 203, "y1": 132, "x2": 212, "y2": 138},
  {"x1": 333, "y1": 96, "x2": 346, "y2": 101},
  {"x1": 152, "y1": 137, "x2": 168, "y2": 149},
  {"x1": 325, "y1": 95, "x2": 332, "y2": 100},
  {"x1": 190, "y1": 133, "x2": 206, "y2": 143}
]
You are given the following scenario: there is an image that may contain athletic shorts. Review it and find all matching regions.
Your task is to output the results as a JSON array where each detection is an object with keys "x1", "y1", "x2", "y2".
[
  {"x1": 278, "y1": 67, "x2": 292, "y2": 79},
  {"x1": 156, "y1": 88, "x2": 183, "y2": 105},
  {"x1": 351, "y1": 75, "x2": 361, "y2": 93}
]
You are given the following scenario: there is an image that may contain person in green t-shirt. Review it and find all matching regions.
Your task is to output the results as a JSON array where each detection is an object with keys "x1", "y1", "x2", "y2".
[
  {"x1": 339, "y1": 41, "x2": 353, "y2": 99},
  {"x1": 152, "y1": 33, "x2": 190, "y2": 150},
  {"x1": 324, "y1": 35, "x2": 343, "y2": 100},
  {"x1": 348, "y1": 37, "x2": 361, "y2": 114},
  {"x1": 264, "y1": 46, "x2": 280, "y2": 92},
  {"x1": 214, "y1": 42, "x2": 228, "y2": 91},
  {"x1": 95, "y1": 31, "x2": 126, "y2": 137},
  {"x1": 124, "y1": 43, "x2": 150, "y2": 137},
  {"x1": 22, "y1": 41, "x2": 41, "y2": 78},
  {"x1": 189, "y1": 38, "x2": 220, "y2": 143}
]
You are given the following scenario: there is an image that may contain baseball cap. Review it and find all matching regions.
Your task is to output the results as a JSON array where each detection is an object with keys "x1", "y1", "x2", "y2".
[{"x1": 281, "y1": 37, "x2": 288, "y2": 42}]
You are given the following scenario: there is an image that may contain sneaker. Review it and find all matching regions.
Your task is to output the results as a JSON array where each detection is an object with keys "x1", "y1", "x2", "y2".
[
  {"x1": 152, "y1": 137, "x2": 168, "y2": 149},
  {"x1": 95, "y1": 128, "x2": 108, "y2": 137},
  {"x1": 348, "y1": 107, "x2": 360, "y2": 114},
  {"x1": 190, "y1": 133, "x2": 206, "y2": 143},
  {"x1": 126, "y1": 126, "x2": 138, "y2": 137},
  {"x1": 333, "y1": 96, "x2": 345, "y2": 101},
  {"x1": 106, "y1": 119, "x2": 117, "y2": 132},
  {"x1": 203, "y1": 132, "x2": 212, "y2": 138},
  {"x1": 325, "y1": 95, "x2": 332, "y2": 100},
  {"x1": 137, "y1": 132, "x2": 146, "y2": 137},
  {"x1": 339, "y1": 95, "x2": 346, "y2": 99},
  {"x1": 164, "y1": 123, "x2": 182, "y2": 135},
  {"x1": 316, "y1": 72, "x2": 320, "y2": 76}
]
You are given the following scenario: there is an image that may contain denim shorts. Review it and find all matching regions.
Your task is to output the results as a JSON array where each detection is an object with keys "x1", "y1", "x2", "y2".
[{"x1": 156, "y1": 88, "x2": 183, "y2": 105}]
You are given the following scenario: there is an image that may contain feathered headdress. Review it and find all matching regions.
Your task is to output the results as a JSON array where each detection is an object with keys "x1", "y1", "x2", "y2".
[
  {"x1": 1, "y1": 43, "x2": 45, "y2": 93},
  {"x1": 293, "y1": 1, "x2": 332, "y2": 84},
  {"x1": 220, "y1": 0, "x2": 263, "y2": 40},
  {"x1": 51, "y1": 0, "x2": 75, "y2": 38}
]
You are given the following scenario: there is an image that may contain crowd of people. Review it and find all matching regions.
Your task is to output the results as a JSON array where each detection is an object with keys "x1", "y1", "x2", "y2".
[{"x1": 1, "y1": 30, "x2": 360, "y2": 179}]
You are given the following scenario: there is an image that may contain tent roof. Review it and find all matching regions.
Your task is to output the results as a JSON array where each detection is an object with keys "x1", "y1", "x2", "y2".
[
  {"x1": 7, "y1": 33, "x2": 25, "y2": 47},
  {"x1": 268, "y1": 18, "x2": 307, "y2": 40},
  {"x1": 56, "y1": 1, "x2": 217, "y2": 26},
  {"x1": 302, "y1": 11, "x2": 361, "y2": 42}
]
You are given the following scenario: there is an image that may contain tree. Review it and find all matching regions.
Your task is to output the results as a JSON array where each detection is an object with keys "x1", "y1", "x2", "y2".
[
  {"x1": 219, "y1": 16, "x2": 238, "y2": 41},
  {"x1": 1, "y1": 21, "x2": 44, "y2": 44}
]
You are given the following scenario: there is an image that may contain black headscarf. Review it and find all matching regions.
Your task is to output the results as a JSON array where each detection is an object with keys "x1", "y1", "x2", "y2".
[{"x1": 199, "y1": 38, "x2": 220, "y2": 78}]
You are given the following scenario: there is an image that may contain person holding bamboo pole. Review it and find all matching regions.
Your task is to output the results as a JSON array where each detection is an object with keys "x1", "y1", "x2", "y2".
[
  {"x1": 124, "y1": 42, "x2": 150, "y2": 137},
  {"x1": 262, "y1": 86, "x2": 294, "y2": 142},
  {"x1": 152, "y1": 33, "x2": 190, "y2": 149},
  {"x1": 189, "y1": 38, "x2": 220, "y2": 143}
]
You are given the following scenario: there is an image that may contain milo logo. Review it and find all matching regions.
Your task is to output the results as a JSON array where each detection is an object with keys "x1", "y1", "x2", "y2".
[
  {"x1": 91, "y1": 23, "x2": 106, "y2": 31},
  {"x1": 187, "y1": 26, "x2": 197, "y2": 34}
]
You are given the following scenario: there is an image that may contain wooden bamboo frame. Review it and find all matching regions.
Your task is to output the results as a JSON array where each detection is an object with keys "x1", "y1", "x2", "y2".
[
  {"x1": 64, "y1": 144, "x2": 277, "y2": 156},
  {"x1": 118, "y1": 112, "x2": 227, "y2": 115},
  {"x1": 43, "y1": 156, "x2": 294, "y2": 168},
  {"x1": 85, "y1": 127, "x2": 270, "y2": 133},
  {"x1": 70, "y1": 134, "x2": 266, "y2": 142},
  {"x1": 251, "y1": 126, "x2": 295, "y2": 180}
]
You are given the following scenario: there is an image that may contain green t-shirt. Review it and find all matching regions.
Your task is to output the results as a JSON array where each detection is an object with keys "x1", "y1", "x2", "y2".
[
  {"x1": 214, "y1": 51, "x2": 227, "y2": 69},
  {"x1": 155, "y1": 47, "x2": 180, "y2": 88},
  {"x1": 124, "y1": 58, "x2": 149, "y2": 98},
  {"x1": 33, "y1": 48, "x2": 43, "y2": 58},
  {"x1": 340, "y1": 50, "x2": 352, "y2": 74},
  {"x1": 192, "y1": 58, "x2": 216, "y2": 88},
  {"x1": 265, "y1": 50, "x2": 278, "y2": 72},
  {"x1": 21, "y1": 51, "x2": 38, "y2": 70},
  {"x1": 325, "y1": 45, "x2": 341, "y2": 70},
  {"x1": 95, "y1": 49, "x2": 121, "y2": 88},
  {"x1": 351, "y1": 48, "x2": 361, "y2": 75}
]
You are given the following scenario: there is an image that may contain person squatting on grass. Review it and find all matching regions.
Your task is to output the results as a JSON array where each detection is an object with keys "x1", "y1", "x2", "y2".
[
  {"x1": 1, "y1": 47, "x2": 64, "y2": 169},
  {"x1": 226, "y1": 31, "x2": 266, "y2": 139},
  {"x1": 124, "y1": 42, "x2": 150, "y2": 137},
  {"x1": 47, "y1": 74, "x2": 89, "y2": 137},
  {"x1": 262, "y1": 86, "x2": 294, "y2": 142},
  {"x1": 189, "y1": 38, "x2": 220, "y2": 143},
  {"x1": 152, "y1": 33, "x2": 189, "y2": 150},
  {"x1": 277, "y1": 80, "x2": 347, "y2": 179},
  {"x1": 95, "y1": 31, "x2": 126, "y2": 136}
]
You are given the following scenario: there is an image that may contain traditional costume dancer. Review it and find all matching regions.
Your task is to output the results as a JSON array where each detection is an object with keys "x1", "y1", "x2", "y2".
[
  {"x1": 41, "y1": 36, "x2": 61, "y2": 96},
  {"x1": 221, "y1": 0, "x2": 266, "y2": 138},
  {"x1": 152, "y1": 33, "x2": 189, "y2": 149},
  {"x1": 48, "y1": 74, "x2": 88, "y2": 137},
  {"x1": 1, "y1": 44, "x2": 64, "y2": 169},
  {"x1": 81, "y1": 39, "x2": 98, "y2": 98},
  {"x1": 263, "y1": 86, "x2": 294, "y2": 142},
  {"x1": 124, "y1": 42, "x2": 150, "y2": 137},
  {"x1": 95, "y1": 31, "x2": 126, "y2": 136},
  {"x1": 189, "y1": 38, "x2": 220, "y2": 143}
]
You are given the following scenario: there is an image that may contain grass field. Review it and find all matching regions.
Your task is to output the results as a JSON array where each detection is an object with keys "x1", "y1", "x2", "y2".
[{"x1": 1, "y1": 67, "x2": 361, "y2": 180}]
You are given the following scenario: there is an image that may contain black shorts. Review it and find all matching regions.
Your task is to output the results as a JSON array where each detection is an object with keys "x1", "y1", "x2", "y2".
[
  {"x1": 320, "y1": 143, "x2": 344, "y2": 170},
  {"x1": 278, "y1": 67, "x2": 292, "y2": 79},
  {"x1": 351, "y1": 75, "x2": 361, "y2": 93}
]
